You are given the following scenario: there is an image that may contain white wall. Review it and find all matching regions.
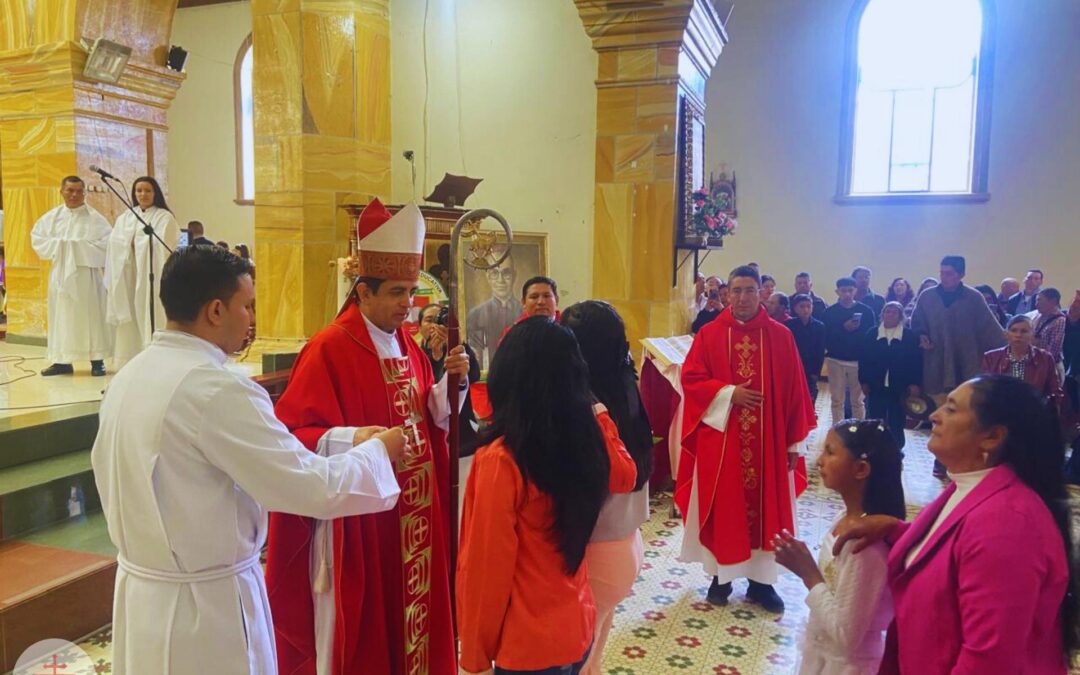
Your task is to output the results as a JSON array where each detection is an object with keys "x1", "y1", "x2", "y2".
[
  {"x1": 168, "y1": 1, "x2": 254, "y2": 248},
  {"x1": 390, "y1": 0, "x2": 598, "y2": 303},
  {"x1": 702, "y1": 0, "x2": 1080, "y2": 296}
]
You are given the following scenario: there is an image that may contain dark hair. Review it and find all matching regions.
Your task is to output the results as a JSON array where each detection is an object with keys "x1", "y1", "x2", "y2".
[
  {"x1": 967, "y1": 374, "x2": 1079, "y2": 650},
  {"x1": 1039, "y1": 287, "x2": 1062, "y2": 304},
  {"x1": 160, "y1": 245, "x2": 252, "y2": 322},
  {"x1": 561, "y1": 301, "x2": 653, "y2": 492},
  {"x1": 851, "y1": 266, "x2": 871, "y2": 278},
  {"x1": 521, "y1": 275, "x2": 558, "y2": 301},
  {"x1": 885, "y1": 277, "x2": 914, "y2": 306},
  {"x1": 728, "y1": 265, "x2": 760, "y2": 285},
  {"x1": 791, "y1": 293, "x2": 812, "y2": 310},
  {"x1": 1006, "y1": 314, "x2": 1032, "y2": 329},
  {"x1": 418, "y1": 303, "x2": 442, "y2": 321},
  {"x1": 836, "y1": 276, "x2": 857, "y2": 289},
  {"x1": 1029, "y1": 268, "x2": 1045, "y2": 279},
  {"x1": 831, "y1": 419, "x2": 906, "y2": 519},
  {"x1": 771, "y1": 292, "x2": 789, "y2": 308},
  {"x1": 355, "y1": 276, "x2": 385, "y2": 294},
  {"x1": 796, "y1": 271, "x2": 811, "y2": 280},
  {"x1": 483, "y1": 317, "x2": 609, "y2": 574},
  {"x1": 975, "y1": 284, "x2": 1007, "y2": 325},
  {"x1": 233, "y1": 243, "x2": 251, "y2": 259},
  {"x1": 216, "y1": 240, "x2": 229, "y2": 249},
  {"x1": 761, "y1": 274, "x2": 776, "y2": 286},
  {"x1": 917, "y1": 277, "x2": 939, "y2": 294},
  {"x1": 187, "y1": 220, "x2": 204, "y2": 236},
  {"x1": 61, "y1": 175, "x2": 84, "y2": 187},
  {"x1": 940, "y1": 255, "x2": 966, "y2": 276},
  {"x1": 131, "y1": 176, "x2": 171, "y2": 212}
]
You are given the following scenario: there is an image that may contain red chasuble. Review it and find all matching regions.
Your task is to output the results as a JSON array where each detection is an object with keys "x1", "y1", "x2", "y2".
[
  {"x1": 674, "y1": 306, "x2": 815, "y2": 564},
  {"x1": 266, "y1": 302, "x2": 455, "y2": 675}
]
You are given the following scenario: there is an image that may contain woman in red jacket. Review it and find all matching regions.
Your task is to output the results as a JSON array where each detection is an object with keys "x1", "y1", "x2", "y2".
[
  {"x1": 457, "y1": 316, "x2": 638, "y2": 675},
  {"x1": 836, "y1": 375, "x2": 1078, "y2": 674}
]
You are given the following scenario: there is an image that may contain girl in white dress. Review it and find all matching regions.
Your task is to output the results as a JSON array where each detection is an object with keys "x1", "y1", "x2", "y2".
[{"x1": 774, "y1": 419, "x2": 906, "y2": 675}]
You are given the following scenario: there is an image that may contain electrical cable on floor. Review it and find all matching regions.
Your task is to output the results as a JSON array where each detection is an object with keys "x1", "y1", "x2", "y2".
[{"x1": 0, "y1": 355, "x2": 45, "y2": 386}]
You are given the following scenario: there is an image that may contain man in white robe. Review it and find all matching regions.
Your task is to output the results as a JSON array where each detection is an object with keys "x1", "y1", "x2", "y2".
[
  {"x1": 92, "y1": 245, "x2": 410, "y2": 674},
  {"x1": 31, "y1": 175, "x2": 112, "y2": 376}
]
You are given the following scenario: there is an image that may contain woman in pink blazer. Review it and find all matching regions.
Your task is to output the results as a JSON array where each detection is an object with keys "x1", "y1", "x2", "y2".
[{"x1": 837, "y1": 374, "x2": 1078, "y2": 674}]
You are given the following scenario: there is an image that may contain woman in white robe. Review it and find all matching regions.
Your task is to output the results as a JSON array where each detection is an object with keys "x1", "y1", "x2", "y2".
[{"x1": 105, "y1": 176, "x2": 179, "y2": 367}]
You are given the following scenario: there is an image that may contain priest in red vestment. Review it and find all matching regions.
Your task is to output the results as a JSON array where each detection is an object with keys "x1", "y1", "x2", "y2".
[
  {"x1": 266, "y1": 199, "x2": 469, "y2": 675},
  {"x1": 675, "y1": 265, "x2": 815, "y2": 613}
]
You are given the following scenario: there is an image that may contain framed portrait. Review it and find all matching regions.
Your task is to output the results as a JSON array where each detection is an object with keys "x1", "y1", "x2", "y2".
[{"x1": 459, "y1": 231, "x2": 548, "y2": 372}]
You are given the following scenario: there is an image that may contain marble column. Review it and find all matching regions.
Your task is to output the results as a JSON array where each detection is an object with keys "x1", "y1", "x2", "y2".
[
  {"x1": 575, "y1": 0, "x2": 725, "y2": 347},
  {"x1": 252, "y1": 0, "x2": 391, "y2": 339},
  {"x1": 0, "y1": 0, "x2": 183, "y2": 341}
]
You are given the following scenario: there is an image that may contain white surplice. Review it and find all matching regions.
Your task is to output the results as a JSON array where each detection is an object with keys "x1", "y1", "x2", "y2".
[
  {"x1": 105, "y1": 206, "x2": 180, "y2": 366},
  {"x1": 31, "y1": 204, "x2": 113, "y2": 363},
  {"x1": 92, "y1": 330, "x2": 402, "y2": 675}
]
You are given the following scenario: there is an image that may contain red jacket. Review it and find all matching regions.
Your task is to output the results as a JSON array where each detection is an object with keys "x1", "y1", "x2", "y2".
[{"x1": 980, "y1": 346, "x2": 1063, "y2": 407}]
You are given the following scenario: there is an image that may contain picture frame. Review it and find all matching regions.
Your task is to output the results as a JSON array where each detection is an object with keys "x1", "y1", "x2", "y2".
[{"x1": 458, "y1": 231, "x2": 549, "y2": 372}]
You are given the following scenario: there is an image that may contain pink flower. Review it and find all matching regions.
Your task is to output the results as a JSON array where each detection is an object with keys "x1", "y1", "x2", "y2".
[{"x1": 694, "y1": 199, "x2": 705, "y2": 208}]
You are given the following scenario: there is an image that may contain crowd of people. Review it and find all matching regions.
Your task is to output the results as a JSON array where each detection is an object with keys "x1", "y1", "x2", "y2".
[
  {"x1": 83, "y1": 189, "x2": 1079, "y2": 675},
  {"x1": 694, "y1": 259, "x2": 1078, "y2": 479},
  {"x1": 29, "y1": 175, "x2": 253, "y2": 377}
]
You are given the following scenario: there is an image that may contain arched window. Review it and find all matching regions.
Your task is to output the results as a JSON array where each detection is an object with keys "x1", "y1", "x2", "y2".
[
  {"x1": 838, "y1": 0, "x2": 994, "y2": 201},
  {"x1": 234, "y1": 34, "x2": 254, "y2": 204}
]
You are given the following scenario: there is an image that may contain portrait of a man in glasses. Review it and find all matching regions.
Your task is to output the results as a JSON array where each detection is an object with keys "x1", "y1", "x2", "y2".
[{"x1": 466, "y1": 250, "x2": 518, "y2": 370}]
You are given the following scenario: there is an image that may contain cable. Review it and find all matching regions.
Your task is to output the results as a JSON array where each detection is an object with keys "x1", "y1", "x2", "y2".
[{"x1": 0, "y1": 355, "x2": 45, "y2": 386}]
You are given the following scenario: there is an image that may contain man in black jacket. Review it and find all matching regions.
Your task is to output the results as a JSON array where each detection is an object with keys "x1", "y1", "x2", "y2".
[
  {"x1": 786, "y1": 294, "x2": 826, "y2": 402},
  {"x1": 823, "y1": 277, "x2": 877, "y2": 423},
  {"x1": 859, "y1": 301, "x2": 922, "y2": 451}
]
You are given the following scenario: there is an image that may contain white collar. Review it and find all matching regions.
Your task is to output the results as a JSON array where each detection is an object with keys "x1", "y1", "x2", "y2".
[
  {"x1": 153, "y1": 329, "x2": 228, "y2": 366},
  {"x1": 361, "y1": 311, "x2": 401, "y2": 358},
  {"x1": 878, "y1": 323, "x2": 905, "y2": 341}
]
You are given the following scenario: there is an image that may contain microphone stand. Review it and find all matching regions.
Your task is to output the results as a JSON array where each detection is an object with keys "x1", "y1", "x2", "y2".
[{"x1": 98, "y1": 175, "x2": 174, "y2": 335}]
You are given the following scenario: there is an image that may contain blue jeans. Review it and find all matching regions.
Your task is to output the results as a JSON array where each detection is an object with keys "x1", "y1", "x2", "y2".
[{"x1": 494, "y1": 646, "x2": 591, "y2": 675}]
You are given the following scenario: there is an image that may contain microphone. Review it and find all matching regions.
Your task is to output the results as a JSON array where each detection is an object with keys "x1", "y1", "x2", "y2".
[{"x1": 89, "y1": 165, "x2": 118, "y2": 181}]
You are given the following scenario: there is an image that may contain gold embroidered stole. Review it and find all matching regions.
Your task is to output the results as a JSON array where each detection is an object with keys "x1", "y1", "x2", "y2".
[{"x1": 379, "y1": 355, "x2": 434, "y2": 675}]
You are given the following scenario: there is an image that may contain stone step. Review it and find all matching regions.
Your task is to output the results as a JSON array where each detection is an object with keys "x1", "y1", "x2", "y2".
[
  {"x1": 0, "y1": 402, "x2": 99, "y2": 472},
  {"x1": 0, "y1": 512, "x2": 115, "y2": 672},
  {"x1": 0, "y1": 449, "x2": 99, "y2": 542}
]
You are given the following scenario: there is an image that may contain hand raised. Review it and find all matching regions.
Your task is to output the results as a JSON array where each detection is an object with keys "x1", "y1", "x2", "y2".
[{"x1": 732, "y1": 382, "x2": 764, "y2": 409}]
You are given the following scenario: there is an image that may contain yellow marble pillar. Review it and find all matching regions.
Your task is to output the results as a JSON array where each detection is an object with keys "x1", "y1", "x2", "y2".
[
  {"x1": 0, "y1": 0, "x2": 183, "y2": 340},
  {"x1": 252, "y1": 0, "x2": 391, "y2": 339},
  {"x1": 576, "y1": 0, "x2": 726, "y2": 347}
]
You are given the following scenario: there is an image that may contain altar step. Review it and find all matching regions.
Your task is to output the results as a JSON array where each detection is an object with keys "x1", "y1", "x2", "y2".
[{"x1": 0, "y1": 402, "x2": 113, "y2": 671}]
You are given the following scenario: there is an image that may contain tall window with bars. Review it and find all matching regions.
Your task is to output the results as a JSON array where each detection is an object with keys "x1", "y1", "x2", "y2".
[{"x1": 841, "y1": 0, "x2": 992, "y2": 199}]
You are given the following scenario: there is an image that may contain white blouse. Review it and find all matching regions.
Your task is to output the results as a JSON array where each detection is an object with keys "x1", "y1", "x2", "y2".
[
  {"x1": 905, "y1": 467, "x2": 993, "y2": 568},
  {"x1": 798, "y1": 515, "x2": 894, "y2": 675}
]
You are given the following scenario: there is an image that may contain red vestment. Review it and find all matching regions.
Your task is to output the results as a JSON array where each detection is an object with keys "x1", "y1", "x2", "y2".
[
  {"x1": 266, "y1": 302, "x2": 455, "y2": 675},
  {"x1": 675, "y1": 306, "x2": 815, "y2": 564}
]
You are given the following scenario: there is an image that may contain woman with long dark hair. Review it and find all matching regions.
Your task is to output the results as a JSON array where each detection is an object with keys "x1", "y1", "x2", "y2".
[
  {"x1": 975, "y1": 283, "x2": 1009, "y2": 328},
  {"x1": 836, "y1": 375, "x2": 1078, "y2": 673},
  {"x1": 457, "y1": 317, "x2": 637, "y2": 675},
  {"x1": 561, "y1": 301, "x2": 653, "y2": 675},
  {"x1": 105, "y1": 175, "x2": 180, "y2": 367}
]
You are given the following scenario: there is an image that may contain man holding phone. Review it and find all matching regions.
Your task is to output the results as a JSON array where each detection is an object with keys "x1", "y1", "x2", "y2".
[{"x1": 823, "y1": 276, "x2": 877, "y2": 423}]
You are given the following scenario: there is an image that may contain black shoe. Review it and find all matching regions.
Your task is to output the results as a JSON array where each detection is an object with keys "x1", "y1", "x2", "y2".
[
  {"x1": 41, "y1": 363, "x2": 74, "y2": 376},
  {"x1": 746, "y1": 580, "x2": 785, "y2": 613},
  {"x1": 932, "y1": 459, "x2": 948, "y2": 479},
  {"x1": 706, "y1": 577, "x2": 732, "y2": 606},
  {"x1": 90, "y1": 361, "x2": 106, "y2": 377}
]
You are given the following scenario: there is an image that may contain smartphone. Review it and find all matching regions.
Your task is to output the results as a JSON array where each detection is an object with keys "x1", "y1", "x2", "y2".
[{"x1": 852, "y1": 312, "x2": 863, "y2": 324}]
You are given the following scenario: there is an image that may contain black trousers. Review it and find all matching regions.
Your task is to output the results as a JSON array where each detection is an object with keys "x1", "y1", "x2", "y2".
[
  {"x1": 805, "y1": 373, "x2": 819, "y2": 403},
  {"x1": 494, "y1": 645, "x2": 591, "y2": 675},
  {"x1": 867, "y1": 386, "x2": 907, "y2": 450}
]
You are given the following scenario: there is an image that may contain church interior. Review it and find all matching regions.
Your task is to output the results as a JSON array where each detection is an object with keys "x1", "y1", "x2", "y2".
[{"x1": 1, "y1": 0, "x2": 1079, "y2": 673}]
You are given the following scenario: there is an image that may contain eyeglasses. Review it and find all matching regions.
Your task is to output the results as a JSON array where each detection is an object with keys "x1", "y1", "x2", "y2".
[{"x1": 486, "y1": 269, "x2": 515, "y2": 279}]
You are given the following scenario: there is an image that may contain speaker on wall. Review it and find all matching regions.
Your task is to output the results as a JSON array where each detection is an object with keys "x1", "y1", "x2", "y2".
[{"x1": 166, "y1": 45, "x2": 188, "y2": 73}]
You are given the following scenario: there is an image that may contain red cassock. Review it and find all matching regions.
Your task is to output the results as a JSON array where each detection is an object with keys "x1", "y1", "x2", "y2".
[
  {"x1": 265, "y1": 302, "x2": 456, "y2": 675},
  {"x1": 674, "y1": 306, "x2": 815, "y2": 564}
]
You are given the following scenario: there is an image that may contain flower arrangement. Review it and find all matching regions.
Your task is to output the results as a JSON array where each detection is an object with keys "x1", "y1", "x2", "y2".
[{"x1": 691, "y1": 182, "x2": 738, "y2": 241}]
